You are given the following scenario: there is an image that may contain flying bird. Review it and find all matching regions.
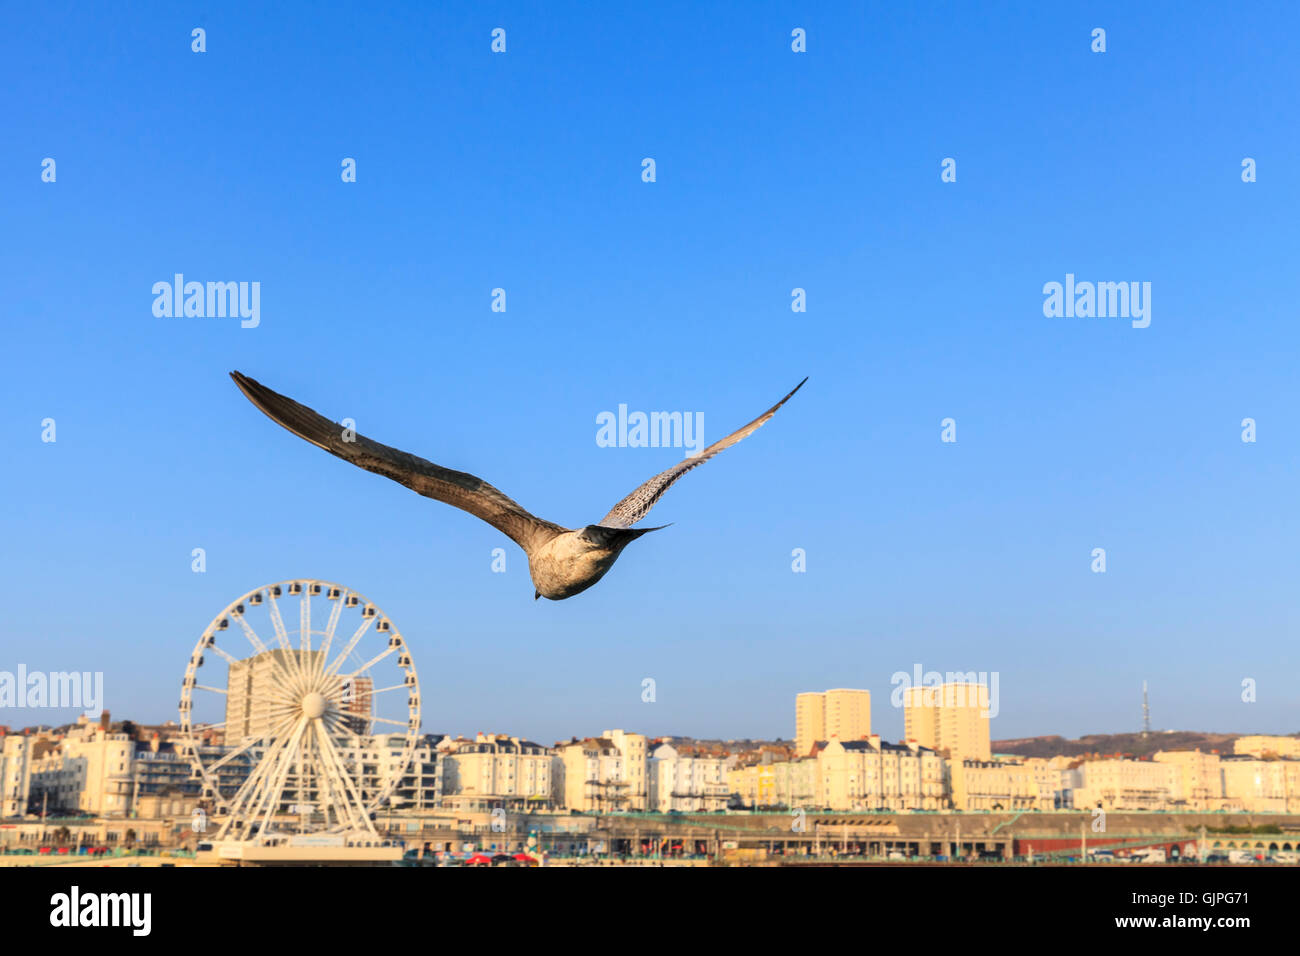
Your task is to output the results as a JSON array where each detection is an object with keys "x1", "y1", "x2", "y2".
[{"x1": 230, "y1": 371, "x2": 806, "y2": 601}]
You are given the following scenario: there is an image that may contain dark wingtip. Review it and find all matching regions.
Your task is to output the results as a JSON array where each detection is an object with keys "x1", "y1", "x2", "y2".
[
  {"x1": 534, "y1": 590, "x2": 541, "y2": 601},
  {"x1": 774, "y1": 376, "x2": 808, "y2": 409},
  {"x1": 229, "y1": 370, "x2": 256, "y2": 398},
  {"x1": 228, "y1": 371, "x2": 276, "y2": 416}
]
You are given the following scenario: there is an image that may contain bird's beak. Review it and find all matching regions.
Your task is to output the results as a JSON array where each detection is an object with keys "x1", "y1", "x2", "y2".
[{"x1": 534, "y1": 590, "x2": 541, "y2": 601}]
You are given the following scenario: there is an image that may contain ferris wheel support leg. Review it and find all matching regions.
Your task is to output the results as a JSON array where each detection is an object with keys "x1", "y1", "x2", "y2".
[{"x1": 313, "y1": 720, "x2": 378, "y2": 835}]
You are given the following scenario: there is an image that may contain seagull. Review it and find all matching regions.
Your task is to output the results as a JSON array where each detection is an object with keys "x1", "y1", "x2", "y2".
[{"x1": 230, "y1": 371, "x2": 806, "y2": 601}]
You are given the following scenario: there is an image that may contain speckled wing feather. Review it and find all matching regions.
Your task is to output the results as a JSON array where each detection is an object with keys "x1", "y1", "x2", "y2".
[
  {"x1": 230, "y1": 372, "x2": 567, "y2": 553},
  {"x1": 598, "y1": 378, "x2": 807, "y2": 528}
]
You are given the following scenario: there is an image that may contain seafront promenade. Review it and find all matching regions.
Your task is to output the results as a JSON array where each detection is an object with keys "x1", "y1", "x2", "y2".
[{"x1": 4, "y1": 810, "x2": 1297, "y2": 867}]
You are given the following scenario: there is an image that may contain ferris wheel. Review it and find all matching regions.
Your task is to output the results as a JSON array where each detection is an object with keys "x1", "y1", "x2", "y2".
[{"x1": 179, "y1": 579, "x2": 420, "y2": 841}]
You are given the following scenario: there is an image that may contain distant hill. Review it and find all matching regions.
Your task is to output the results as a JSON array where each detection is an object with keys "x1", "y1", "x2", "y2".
[{"x1": 993, "y1": 731, "x2": 1244, "y2": 759}]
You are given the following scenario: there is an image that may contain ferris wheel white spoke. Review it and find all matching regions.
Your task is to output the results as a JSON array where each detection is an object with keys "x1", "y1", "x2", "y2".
[
  {"x1": 313, "y1": 720, "x2": 374, "y2": 834},
  {"x1": 208, "y1": 737, "x2": 268, "y2": 778},
  {"x1": 261, "y1": 681, "x2": 304, "y2": 704},
  {"x1": 254, "y1": 717, "x2": 310, "y2": 834},
  {"x1": 266, "y1": 591, "x2": 309, "y2": 689},
  {"x1": 324, "y1": 707, "x2": 372, "y2": 738},
  {"x1": 299, "y1": 587, "x2": 312, "y2": 659},
  {"x1": 232, "y1": 607, "x2": 307, "y2": 696},
  {"x1": 262, "y1": 705, "x2": 300, "y2": 727},
  {"x1": 236, "y1": 748, "x2": 288, "y2": 835},
  {"x1": 323, "y1": 616, "x2": 376, "y2": 680},
  {"x1": 221, "y1": 724, "x2": 297, "y2": 814},
  {"x1": 320, "y1": 672, "x2": 346, "y2": 701},
  {"x1": 208, "y1": 644, "x2": 239, "y2": 666},
  {"x1": 230, "y1": 610, "x2": 270, "y2": 656},
  {"x1": 322, "y1": 711, "x2": 363, "y2": 737},
  {"x1": 221, "y1": 737, "x2": 289, "y2": 836},
  {"x1": 319, "y1": 589, "x2": 347, "y2": 667},
  {"x1": 192, "y1": 684, "x2": 227, "y2": 695},
  {"x1": 305, "y1": 722, "x2": 344, "y2": 828},
  {"x1": 309, "y1": 724, "x2": 355, "y2": 830},
  {"x1": 238, "y1": 716, "x2": 305, "y2": 828},
  {"x1": 207, "y1": 713, "x2": 297, "y2": 774},
  {"x1": 297, "y1": 735, "x2": 322, "y2": 834},
  {"x1": 323, "y1": 711, "x2": 374, "y2": 744},
  {"x1": 367, "y1": 683, "x2": 412, "y2": 695},
  {"x1": 317, "y1": 721, "x2": 367, "y2": 827},
  {"x1": 342, "y1": 645, "x2": 397, "y2": 679},
  {"x1": 262, "y1": 690, "x2": 301, "y2": 711},
  {"x1": 368, "y1": 716, "x2": 409, "y2": 728},
  {"x1": 229, "y1": 748, "x2": 281, "y2": 823}
]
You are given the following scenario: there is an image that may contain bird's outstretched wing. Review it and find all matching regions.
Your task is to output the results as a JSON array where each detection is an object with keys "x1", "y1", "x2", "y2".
[
  {"x1": 230, "y1": 371, "x2": 567, "y2": 554},
  {"x1": 598, "y1": 378, "x2": 807, "y2": 529}
]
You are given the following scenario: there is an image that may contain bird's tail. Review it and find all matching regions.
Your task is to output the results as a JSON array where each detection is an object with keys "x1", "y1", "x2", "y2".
[{"x1": 580, "y1": 524, "x2": 670, "y2": 549}]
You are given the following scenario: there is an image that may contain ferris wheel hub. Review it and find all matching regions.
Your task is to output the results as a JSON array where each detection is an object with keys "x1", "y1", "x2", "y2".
[{"x1": 302, "y1": 691, "x2": 327, "y2": 719}]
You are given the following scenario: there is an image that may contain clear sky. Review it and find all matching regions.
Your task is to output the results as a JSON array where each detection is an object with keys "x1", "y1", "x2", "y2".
[{"x1": 2, "y1": 2, "x2": 1297, "y2": 746}]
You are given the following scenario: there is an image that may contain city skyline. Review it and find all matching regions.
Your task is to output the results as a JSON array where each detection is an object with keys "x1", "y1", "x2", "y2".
[
  {"x1": 0, "y1": 688, "x2": 1292, "y2": 752},
  {"x1": 7, "y1": 711, "x2": 1299, "y2": 819}
]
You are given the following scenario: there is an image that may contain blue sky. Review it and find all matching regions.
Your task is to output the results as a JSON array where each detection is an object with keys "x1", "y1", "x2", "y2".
[{"x1": 2, "y1": 2, "x2": 1297, "y2": 745}]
